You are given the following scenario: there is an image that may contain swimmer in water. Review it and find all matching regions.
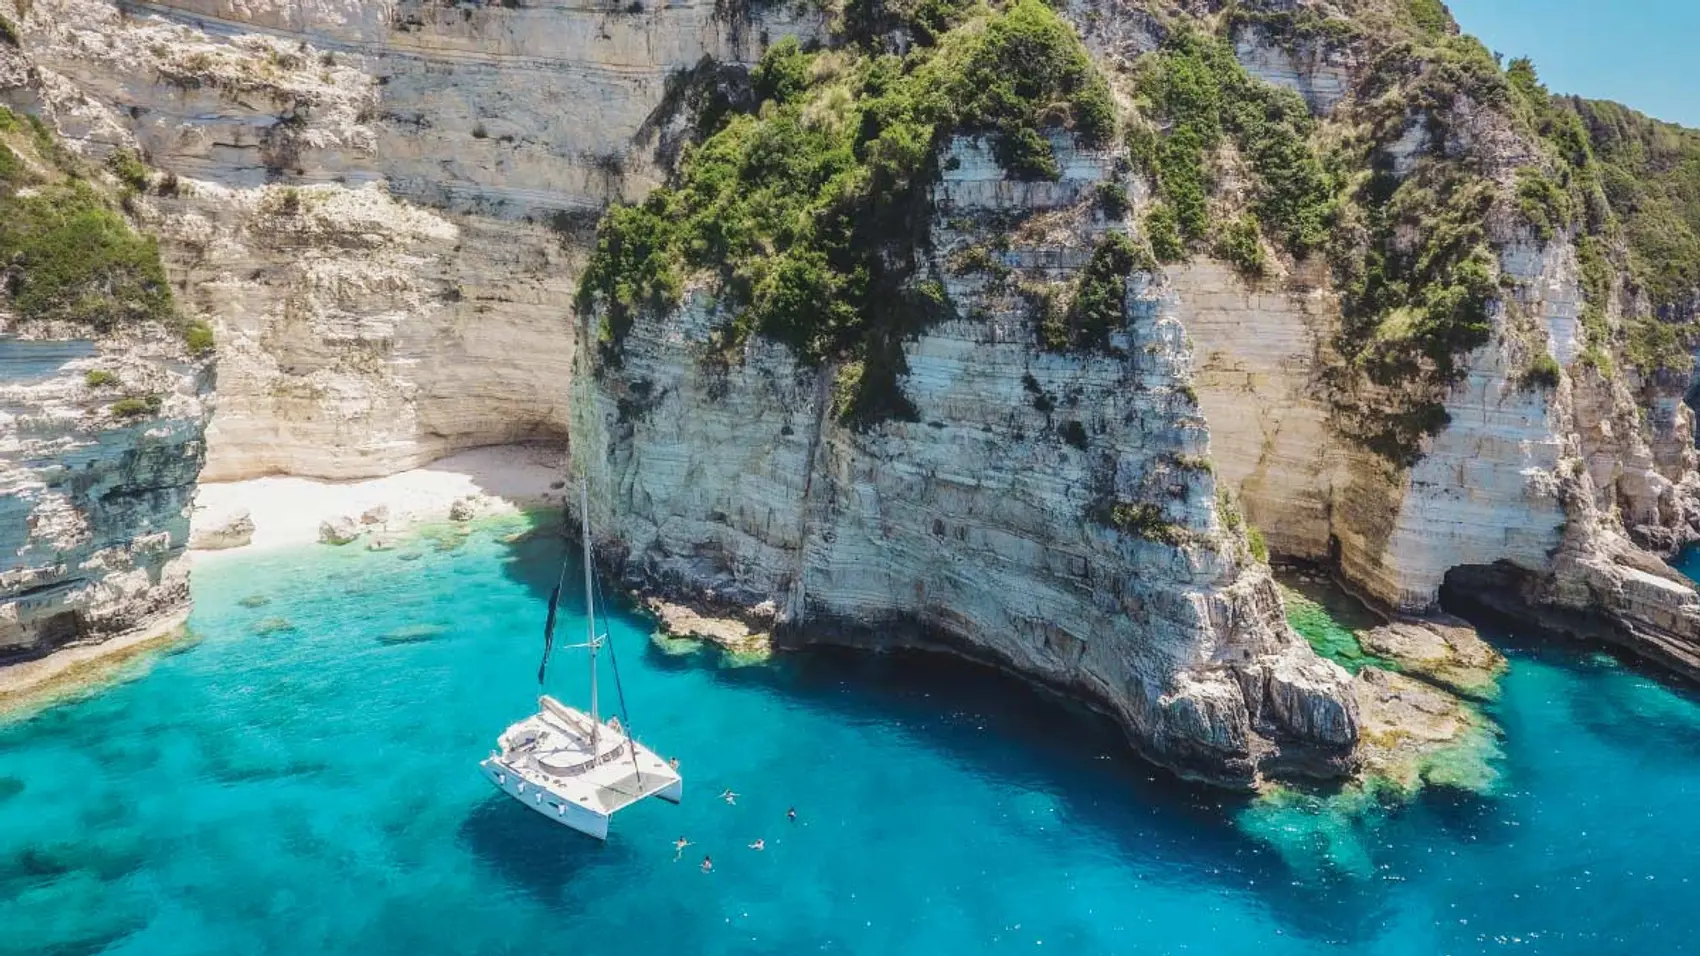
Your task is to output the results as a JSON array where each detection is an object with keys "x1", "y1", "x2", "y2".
[
  {"x1": 720, "y1": 789, "x2": 738, "y2": 805},
  {"x1": 749, "y1": 838, "x2": 765, "y2": 851},
  {"x1": 786, "y1": 807, "x2": 797, "y2": 823},
  {"x1": 669, "y1": 757, "x2": 680, "y2": 771},
  {"x1": 701, "y1": 856, "x2": 713, "y2": 873},
  {"x1": 673, "y1": 836, "x2": 691, "y2": 861}
]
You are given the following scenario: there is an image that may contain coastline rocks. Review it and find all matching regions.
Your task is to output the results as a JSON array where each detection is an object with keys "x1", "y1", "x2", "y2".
[
  {"x1": 189, "y1": 508, "x2": 255, "y2": 552},
  {"x1": 360, "y1": 505, "x2": 390, "y2": 526},
  {"x1": 645, "y1": 598, "x2": 772, "y2": 658},
  {"x1": 1352, "y1": 667, "x2": 1499, "y2": 796},
  {"x1": 317, "y1": 516, "x2": 361, "y2": 546},
  {"x1": 1, "y1": 327, "x2": 211, "y2": 662},
  {"x1": 1358, "y1": 615, "x2": 1507, "y2": 700},
  {"x1": 448, "y1": 497, "x2": 479, "y2": 522}
]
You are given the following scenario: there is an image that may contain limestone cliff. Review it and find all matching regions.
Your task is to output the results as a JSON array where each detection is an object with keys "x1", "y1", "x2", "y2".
[
  {"x1": 572, "y1": 134, "x2": 1359, "y2": 787},
  {"x1": 2, "y1": 0, "x2": 817, "y2": 479},
  {"x1": 0, "y1": 329, "x2": 210, "y2": 662}
]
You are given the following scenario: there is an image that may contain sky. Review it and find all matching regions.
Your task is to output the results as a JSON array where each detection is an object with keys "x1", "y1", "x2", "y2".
[{"x1": 1447, "y1": 0, "x2": 1700, "y2": 128}]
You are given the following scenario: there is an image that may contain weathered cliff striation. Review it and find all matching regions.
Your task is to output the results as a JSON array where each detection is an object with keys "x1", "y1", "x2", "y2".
[
  {"x1": 572, "y1": 135, "x2": 1359, "y2": 787},
  {"x1": 3, "y1": 0, "x2": 816, "y2": 478},
  {"x1": 0, "y1": 328, "x2": 211, "y2": 664}
]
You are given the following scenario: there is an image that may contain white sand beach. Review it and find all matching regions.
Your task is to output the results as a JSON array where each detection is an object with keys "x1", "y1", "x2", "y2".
[{"x1": 190, "y1": 444, "x2": 568, "y2": 556}]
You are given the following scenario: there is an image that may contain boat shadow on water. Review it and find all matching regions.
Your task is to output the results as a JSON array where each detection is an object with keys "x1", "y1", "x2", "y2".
[{"x1": 458, "y1": 793, "x2": 639, "y2": 908}]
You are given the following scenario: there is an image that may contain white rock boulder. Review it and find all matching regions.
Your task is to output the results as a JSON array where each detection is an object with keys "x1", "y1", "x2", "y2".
[
  {"x1": 189, "y1": 508, "x2": 255, "y2": 551},
  {"x1": 318, "y1": 516, "x2": 362, "y2": 545}
]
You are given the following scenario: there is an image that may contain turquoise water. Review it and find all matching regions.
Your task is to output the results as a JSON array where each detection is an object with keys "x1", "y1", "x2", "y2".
[{"x1": 5, "y1": 520, "x2": 1700, "y2": 955}]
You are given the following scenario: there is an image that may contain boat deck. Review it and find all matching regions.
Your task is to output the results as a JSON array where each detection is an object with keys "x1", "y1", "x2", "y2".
[{"x1": 494, "y1": 697, "x2": 680, "y2": 815}]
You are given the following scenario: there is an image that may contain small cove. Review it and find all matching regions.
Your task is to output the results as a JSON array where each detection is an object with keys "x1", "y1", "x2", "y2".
[{"x1": 2, "y1": 521, "x2": 1698, "y2": 954}]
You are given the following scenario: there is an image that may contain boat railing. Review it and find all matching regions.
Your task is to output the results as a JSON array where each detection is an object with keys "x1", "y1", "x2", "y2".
[{"x1": 533, "y1": 742, "x2": 628, "y2": 778}]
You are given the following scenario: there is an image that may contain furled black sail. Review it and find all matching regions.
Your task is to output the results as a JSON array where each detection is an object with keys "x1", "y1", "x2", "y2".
[{"x1": 538, "y1": 583, "x2": 560, "y2": 688}]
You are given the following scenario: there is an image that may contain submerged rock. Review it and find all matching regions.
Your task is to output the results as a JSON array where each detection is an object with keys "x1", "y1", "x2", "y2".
[
  {"x1": 377, "y1": 623, "x2": 448, "y2": 645},
  {"x1": 1352, "y1": 668, "x2": 1501, "y2": 797},
  {"x1": 236, "y1": 595, "x2": 271, "y2": 609},
  {"x1": 252, "y1": 617, "x2": 296, "y2": 637},
  {"x1": 646, "y1": 598, "x2": 772, "y2": 661}
]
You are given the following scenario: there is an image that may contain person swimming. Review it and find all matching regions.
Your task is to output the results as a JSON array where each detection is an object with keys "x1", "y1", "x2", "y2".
[
  {"x1": 749, "y1": 838, "x2": 765, "y2": 851},
  {"x1": 786, "y1": 807, "x2": 796, "y2": 822},
  {"x1": 701, "y1": 855, "x2": 713, "y2": 873},
  {"x1": 669, "y1": 757, "x2": 680, "y2": 771},
  {"x1": 673, "y1": 836, "x2": 691, "y2": 861},
  {"x1": 720, "y1": 789, "x2": 738, "y2": 805}
]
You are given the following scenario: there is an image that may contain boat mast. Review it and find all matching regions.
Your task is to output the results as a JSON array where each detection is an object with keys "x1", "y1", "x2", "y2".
[{"x1": 581, "y1": 478, "x2": 600, "y2": 752}]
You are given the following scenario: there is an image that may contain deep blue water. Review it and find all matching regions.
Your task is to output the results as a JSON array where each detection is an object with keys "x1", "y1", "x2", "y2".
[{"x1": 4, "y1": 517, "x2": 1700, "y2": 955}]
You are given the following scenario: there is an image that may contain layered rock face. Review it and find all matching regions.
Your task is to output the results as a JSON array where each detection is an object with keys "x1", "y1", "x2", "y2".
[
  {"x1": 572, "y1": 137, "x2": 1359, "y2": 787},
  {"x1": 1176, "y1": 21, "x2": 1700, "y2": 681},
  {"x1": 4, "y1": 0, "x2": 816, "y2": 479},
  {"x1": 0, "y1": 330, "x2": 211, "y2": 660}
]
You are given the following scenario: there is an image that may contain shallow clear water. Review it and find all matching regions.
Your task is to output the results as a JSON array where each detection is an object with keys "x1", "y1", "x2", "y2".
[{"x1": 5, "y1": 519, "x2": 1700, "y2": 955}]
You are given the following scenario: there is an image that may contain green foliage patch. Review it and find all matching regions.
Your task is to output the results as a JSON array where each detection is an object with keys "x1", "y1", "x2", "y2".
[
  {"x1": 578, "y1": 1, "x2": 1113, "y2": 425},
  {"x1": 1127, "y1": 28, "x2": 1334, "y2": 259},
  {"x1": 0, "y1": 181, "x2": 174, "y2": 330},
  {"x1": 1092, "y1": 500, "x2": 1187, "y2": 546},
  {"x1": 0, "y1": 107, "x2": 204, "y2": 352},
  {"x1": 110, "y1": 394, "x2": 162, "y2": 418},
  {"x1": 1043, "y1": 232, "x2": 1146, "y2": 352},
  {"x1": 106, "y1": 149, "x2": 150, "y2": 193}
]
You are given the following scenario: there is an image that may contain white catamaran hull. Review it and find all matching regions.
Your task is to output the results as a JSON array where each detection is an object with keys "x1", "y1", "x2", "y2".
[
  {"x1": 480, "y1": 756, "x2": 613, "y2": 840},
  {"x1": 480, "y1": 698, "x2": 683, "y2": 840}
]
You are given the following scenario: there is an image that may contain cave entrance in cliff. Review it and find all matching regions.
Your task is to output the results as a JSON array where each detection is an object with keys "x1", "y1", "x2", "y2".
[{"x1": 1436, "y1": 562, "x2": 1546, "y2": 639}]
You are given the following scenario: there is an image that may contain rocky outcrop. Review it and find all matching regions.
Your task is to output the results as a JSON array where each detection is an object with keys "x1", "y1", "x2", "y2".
[
  {"x1": 572, "y1": 135, "x2": 1359, "y2": 788},
  {"x1": 0, "y1": 327, "x2": 212, "y2": 662},
  {"x1": 187, "y1": 505, "x2": 253, "y2": 550}
]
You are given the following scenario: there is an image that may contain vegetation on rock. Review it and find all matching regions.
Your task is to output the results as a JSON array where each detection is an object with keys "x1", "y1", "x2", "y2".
[
  {"x1": 1125, "y1": 27, "x2": 1333, "y2": 260},
  {"x1": 0, "y1": 107, "x2": 202, "y2": 352},
  {"x1": 577, "y1": 0, "x2": 1113, "y2": 426},
  {"x1": 1042, "y1": 232, "x2": 1146, "y2": 353}
]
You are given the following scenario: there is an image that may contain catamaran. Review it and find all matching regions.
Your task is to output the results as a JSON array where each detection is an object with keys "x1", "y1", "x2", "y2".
[{"x1": 479, "y1": 482, "x2": 681, "y2": 840}]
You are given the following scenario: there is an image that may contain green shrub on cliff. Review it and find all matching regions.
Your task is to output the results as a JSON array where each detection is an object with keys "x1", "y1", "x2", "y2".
[
  {"x1": 577, "y1": 0, "x2": 1113, "y2": 423},
  {"x1": 0, "y1": 107, "x2": 193, "y2": 347},
  {"x1": 1043, "y1": 232, "x2": 1146, "y2": 353},
  {"x1": 1127, "y1": 27, "x2": 1333, "y2": 259},
  {"x1": 110, "y1": 395, "x2": 162, "y2": 418},
  {"x1": 1091, "y1": 500, "x2": 1187, "y2": 546},
  {"x1": 107, "y1": 149, "x2": 151, "y2": 194},
  {"x1": 0, "y1": 182, "x2": 174, "y2": 330}
]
